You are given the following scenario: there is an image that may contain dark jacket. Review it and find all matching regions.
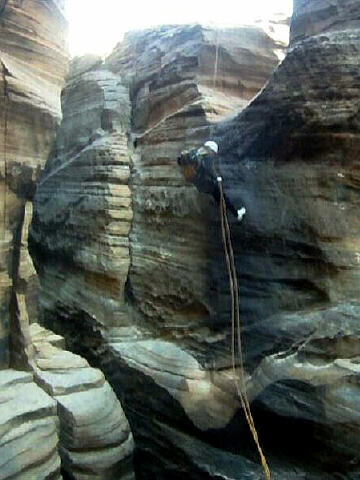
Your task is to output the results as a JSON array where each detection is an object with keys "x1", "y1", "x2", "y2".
[{"x1": 178, "y1": 146, "x2": 238, "y2": 218}]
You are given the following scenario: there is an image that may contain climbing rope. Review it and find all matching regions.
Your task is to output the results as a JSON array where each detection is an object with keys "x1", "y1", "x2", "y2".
[
  {"x1": 0, "y1": 0, "x2": 9, "y2": 239},
  {"x1": 213, "y1": 28, "x2": 220, "y2": 88},
  {"x1": 218, "y1": 179, "x2": 272, "y2": 480},
  {"x1": 1, "y1": 60, "x2": 8, "y2": 240}
]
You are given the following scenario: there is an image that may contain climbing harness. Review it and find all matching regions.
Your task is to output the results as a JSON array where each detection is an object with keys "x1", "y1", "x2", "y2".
[{"x1": 218, "y1": 178, "x2": 272, "y2": 480}]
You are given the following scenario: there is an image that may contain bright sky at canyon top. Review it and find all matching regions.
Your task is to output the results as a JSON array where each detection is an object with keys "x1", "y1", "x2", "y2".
[{"x1": 65, "y1": 0, "x2": 293, "y2": 57}]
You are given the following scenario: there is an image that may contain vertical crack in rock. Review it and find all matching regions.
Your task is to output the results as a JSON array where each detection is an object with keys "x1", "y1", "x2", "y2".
[
  {"x1": 9, "y1": 202, "x2": 35, "y2": 370},
  {"x1": 1, "y1": 3, "x2": 136, "y2": 478},
  {"x1": 0, "y1": 0, "x2": 69, "y2": 370}
]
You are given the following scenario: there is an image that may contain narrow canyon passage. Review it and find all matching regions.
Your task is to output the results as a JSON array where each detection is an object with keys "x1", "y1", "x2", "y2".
[{"x1": 2, "y1": 1, "x2": 360, "y2": 479}]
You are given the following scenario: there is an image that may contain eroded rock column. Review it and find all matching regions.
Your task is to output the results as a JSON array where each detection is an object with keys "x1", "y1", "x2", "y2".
[
  {"x1": 0, "y1": 0, "x2": 68, "y2": 368},
  {"x1": 31, "y1": 55, "x2": 133, "y2": 343},
  {"x1": 0, "y1": 3, "x2": 68, "y2": 479}
]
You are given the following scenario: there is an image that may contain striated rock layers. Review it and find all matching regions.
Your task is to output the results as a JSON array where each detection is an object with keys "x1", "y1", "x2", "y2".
[
  {"x1": 0, "y1": 0, "x2": 68, "y2": 368},
  {"x1": 29, "y1": 323, "x2": 135, "y2": 480},
  {"x1": 31, "y1": 25, "x2": 284, "y2": 345},
  {"x1": 212, "y1": 0, "x2": 360, "y2": 477},
  {"x1": 31, "y1": 23, "x2": 290, "y2": 479},
  {"x1": 107, "y1": 24, "x2": 286, "y2": 352},
  {"x1": 0, "y1": 2, "x2": 67, "y2": 479},
  {"x1": 0, "y1": 370, "x2": 62, "y2": 480},
  {"x1": 32, "y1": 5, "x2": 360, "y2": 477},
  {"x1": 0, "y1": 3, "x2": 135, "y2": 480}
]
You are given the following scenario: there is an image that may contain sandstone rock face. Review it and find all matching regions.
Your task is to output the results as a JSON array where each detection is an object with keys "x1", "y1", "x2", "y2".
[
  {"x1": 1, "y1": 4, "x2": 135, "y2": 480},
  {"x1": 106, "y1": 25, "x2": 285, "y2": 356},
  {"x1": 291, "y1": 0, "x2": 360, "y2": 43},
  {"x1": 30, "y1": 323, "x2": 135, "y2": 480},
  {"x1": 32, "y1": 24, "x2": 285, "y2": 351},
  {"x1": 31, "y1": 54, "x2": 133, "y2": 342},
  {"x1": 0, "y1": 370, "x2": 62, "y2": 480},
  {"x1": 0, "y1": 0, "x2": 68, "y2": 368},
  {"x1": 31, "y1": 23, "x2": 289, "y2": 479},
  {"x1": 212, "y1": 0, "x2": 360, "y2": 476}
]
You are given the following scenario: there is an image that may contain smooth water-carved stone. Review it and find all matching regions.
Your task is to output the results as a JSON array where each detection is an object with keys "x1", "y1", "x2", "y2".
[
  {"x1": 0, "y1": 370, "x2": 62, "y2": 480},
  {"x1": 31, "y1": 56, "x2": 133, "y2": 338},
  {"x1": 0, "y1": 0, "x2": 68, "y2": 368},
  {"x1": 30, "y1": 323, "x2": 135, "y2": 480}
]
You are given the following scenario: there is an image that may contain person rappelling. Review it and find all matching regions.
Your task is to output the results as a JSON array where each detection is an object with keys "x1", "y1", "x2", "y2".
[
  {"x1": 179, "y1": 140, "x2": 271, "y2": 479},
  {"x1": 177, "y1": 140, "x2": 246, "y2": 221}
]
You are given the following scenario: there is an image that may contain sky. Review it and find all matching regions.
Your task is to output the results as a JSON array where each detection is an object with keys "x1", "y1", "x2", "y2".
[{"x1": 65, "y1": 0, "x2": 293, "y2": 57}]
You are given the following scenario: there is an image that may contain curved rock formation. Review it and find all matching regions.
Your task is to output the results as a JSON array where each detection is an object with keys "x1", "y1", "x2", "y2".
[
  {"x1": 0, "y1": 3, "x2": 135, "y2": 480},
  {"x1": 32, "y1": 4, "x2": 360, "y2": 476},
  {"x1": 107, "y1": 24, "x2": 285, "y2": 353},
  {"x1": 0, "y1": 2, "x2": 67, "y2": 478},
  {"x1": 213, "y1": 0, "x2": 360, "y2": 475},
  {"x1": 30, "y1": 323, "x2": 134, "y2": 480},
  {"x1": 0, "y1": 370, "x2": 61, "y2": 480},
  {"x1": 31, "y1": 22, "x2": 288, "y2": 479},
  {"x1": 31, "y1": 54, "x2": 132, "y2": 339},
  {"x1": 0, "y1": 0, "x2": 68, "y2": 368}
]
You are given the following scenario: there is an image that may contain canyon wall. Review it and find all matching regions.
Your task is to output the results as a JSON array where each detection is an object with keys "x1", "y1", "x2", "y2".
[
  {"x1": 0, "y1": 2, "x2": 67, "y2": 478},
  {"x1": 31, "y1": 22, "x2": 291, "y2": 479},
  {"x1": 0, "y1": 3, "x2": 134, "y2": 479},
  {"x1": 31, "y1": 54, "x2": 133, "y2": 341},
  {"x1": 214, "y1": 0, "x2": 360, "y2": 476},
  {"x1": 31, "y1": 24, "x2": 284, "y2": 355},
  {"x1": 0, "y1": 0, "x2": 68, "y2": 368},
  {"x1": 30, "y1": 1, "x2": 360, "y2": 479}
]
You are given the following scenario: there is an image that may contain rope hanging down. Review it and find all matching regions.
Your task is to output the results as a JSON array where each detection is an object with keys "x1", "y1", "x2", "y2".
[
  {"x1": 1, "y1": 60, "x2": 9, "y2": 240},
  {"x1": 218, "y1": 179, "x2": 272, "y2": 480},
  {"x1": 213, "y1": 28, "x2": 220, "y2": 88},
  {"x1": 1, "y1": 0, "x2": 9, "y2": 238}
]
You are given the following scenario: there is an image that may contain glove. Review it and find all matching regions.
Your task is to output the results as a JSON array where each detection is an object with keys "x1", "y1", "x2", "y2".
[
  {"x1": 237, "y1": 207, "x2": 246, "y2": 222},
  {"x1": 178, "y1": 150, "x2": 189, "y2": 166}
]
